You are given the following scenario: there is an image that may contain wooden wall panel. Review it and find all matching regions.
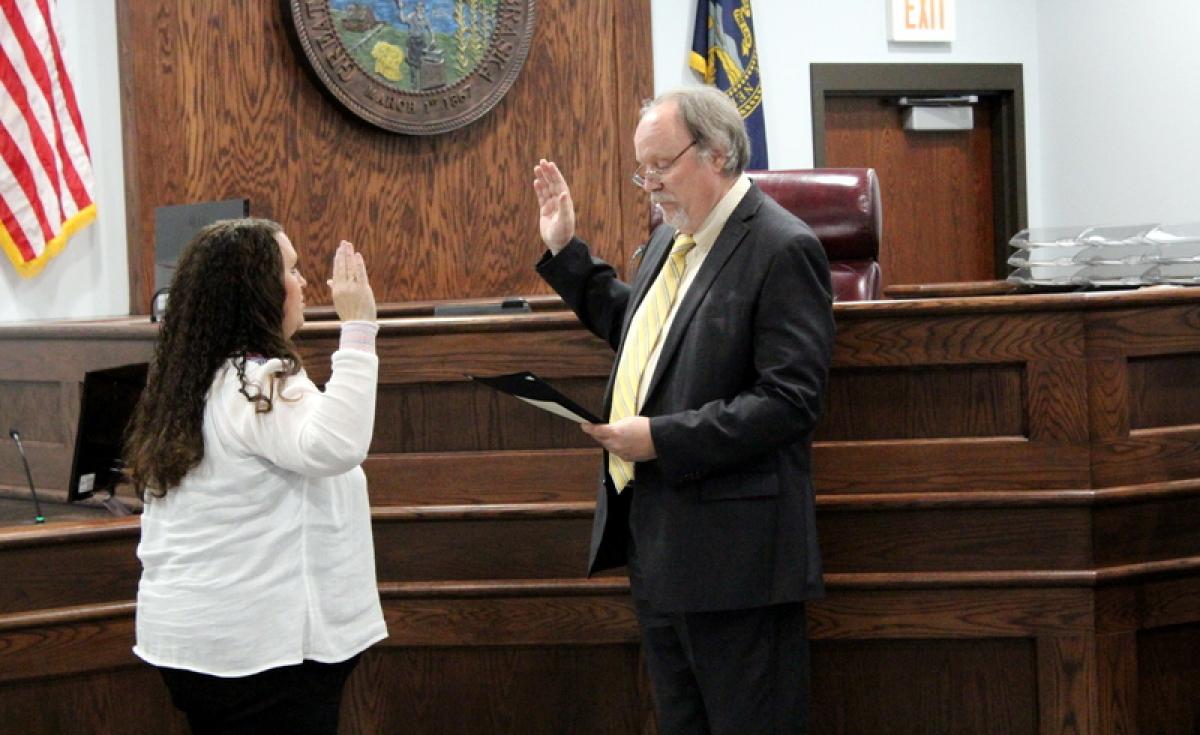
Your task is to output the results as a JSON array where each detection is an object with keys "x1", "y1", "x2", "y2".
[
  {"x1": 1127, "y1": 353, "x2": 1200, "y2": 429},
  {"x1": 1087, "y1": 302, "x2": 1200, "y2": 487},
  {"x1": 1094, "y1": 496, "x2": 1200, "y2": 567},
  {"x1": 1036, "y1": 635, "x2": 1096, "y2": 735},
  {"x1": 362, "y1": 448, "x2": 600, "y2": 505},
  {"x1": 814, "y1": 438, "x2": 1090, "y2": 494},
  {"x1": 342, "y1": 645, "x2": 653, "y2": 735},
  {"x1": 371, "y1": 513, "x2": 594, "y2": 581},
  {"x1": 5, "y1": 289, "x2": 1200, "y2": 733},
  {"x1": 1, "y1": 527, "x2": 140, "y2": 615},
  {"x1": 1027, "y1": 356, "x2": 1090, "y2": 443},
  {"x1": 0, "y1": 665, "x2": 187, "y2": 735},
  {"x1": 1137, "y1": 576, "x2": 1200, "y2": 630},
  {"x1": 116, "y1": 1, "x2": 654, "y2": 313},
  {"x1": 1096, "y1": 632, "x2": 1139, "y2": 735},
  {"x1": 818, "y1": 364, "x2": 1026, "y2": 441},
  {"x1": 808, "y1": 588, "x2": 1093, "y2": 640},
  {"x1": 0, "y1": 381, "x2": 74, "y2": 491},
  {"x1": 811, "y1": 638, "x2": 1039, "y2": 735},
  {"x1": 370, "y1": 378, "x2": 605, "y2": 453},
  {"x1": 301, "y1": 320, "x2": 615, "y2": 385},
  {"x1": 1138, "y1": 624, "x2": 1200, "y2": 735},
  {"x1": 831, "y1": 311, "x2": 1084, "y2": 367},
  {"x1": 818, "y1": 506, "x2": 1094, "y2": 573},
  {"x1": 817, "y1": 306, "x2": 1092, "y2": 494}
]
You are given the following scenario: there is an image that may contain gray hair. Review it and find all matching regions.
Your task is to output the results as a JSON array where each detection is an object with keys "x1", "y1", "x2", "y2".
[{"x1": 642, "y1": 87, "x2": 752, "y2": 176}]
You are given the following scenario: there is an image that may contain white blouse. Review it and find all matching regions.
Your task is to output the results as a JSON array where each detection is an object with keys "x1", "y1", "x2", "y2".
[{"x1": 134, "y1": 344, "x2": 387, "y2": 677}]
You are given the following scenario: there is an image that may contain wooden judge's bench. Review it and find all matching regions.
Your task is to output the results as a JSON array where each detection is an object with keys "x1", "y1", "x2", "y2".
[{"x1": 2, "y1": 287, "x2": 1200, "y2": 734}]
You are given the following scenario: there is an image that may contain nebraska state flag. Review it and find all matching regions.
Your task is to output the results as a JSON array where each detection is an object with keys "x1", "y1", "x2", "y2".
[
  {"x1": 0, "y1": 0, "x2": 96, "y2": 278},
  {"x1": 690, "y1": 0, "x2": 769, "y2": 170}
]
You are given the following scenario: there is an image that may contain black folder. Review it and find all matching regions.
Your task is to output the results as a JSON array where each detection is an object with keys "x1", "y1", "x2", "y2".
[{"x1": 470, "y1": 371, "x2": 600, "y2": 424}]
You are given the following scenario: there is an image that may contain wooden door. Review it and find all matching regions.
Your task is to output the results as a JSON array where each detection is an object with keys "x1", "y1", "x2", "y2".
[{"x1": 824, "y1": 95, "x2": 997, "y2": 290}]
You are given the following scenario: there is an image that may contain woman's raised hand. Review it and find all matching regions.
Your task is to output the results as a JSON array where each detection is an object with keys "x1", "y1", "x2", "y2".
[{"x1": 328, "y1": 240, "x2": 376, "y2": 322}]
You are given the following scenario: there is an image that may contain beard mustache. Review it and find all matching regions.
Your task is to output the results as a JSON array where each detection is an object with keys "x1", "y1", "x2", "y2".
[{"x1": 653, "y1": 199, "x2": 688, "y2": 230}]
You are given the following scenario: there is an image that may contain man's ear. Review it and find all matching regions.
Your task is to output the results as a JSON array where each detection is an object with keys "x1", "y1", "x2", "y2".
[{"x1": 705, "y1": 148, "x2": 729, "y2": 174}]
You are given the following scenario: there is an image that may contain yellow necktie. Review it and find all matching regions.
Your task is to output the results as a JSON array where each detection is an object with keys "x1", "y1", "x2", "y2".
[{"x1": 608, "y1": 233, "x2": 697, "y2": 492}]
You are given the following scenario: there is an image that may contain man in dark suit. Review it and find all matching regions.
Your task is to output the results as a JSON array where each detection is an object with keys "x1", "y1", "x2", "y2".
[{"x1": 532, "y1": 86, "x2": 834, "y2": 734}]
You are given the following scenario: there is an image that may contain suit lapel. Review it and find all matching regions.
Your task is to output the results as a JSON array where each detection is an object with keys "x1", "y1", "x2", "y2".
[{"x1": 640, "y1": 186, "x2": 765, "y2": 405}]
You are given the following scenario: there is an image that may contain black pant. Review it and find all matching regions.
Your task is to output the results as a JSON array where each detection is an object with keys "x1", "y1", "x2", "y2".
[
  {"x1": 157, "y1": 655, "x2": 361, "y2": 735},
  {"x1": 634, "y1": 599, "x2": 810, "y2": 735}
]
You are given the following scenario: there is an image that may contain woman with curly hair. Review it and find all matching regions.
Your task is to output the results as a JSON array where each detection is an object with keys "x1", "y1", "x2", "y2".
[{"x1": 125, "y1": 218, "x2": 385, "y2": 734}]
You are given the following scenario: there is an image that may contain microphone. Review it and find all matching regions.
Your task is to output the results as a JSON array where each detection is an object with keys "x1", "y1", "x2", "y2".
[{"x1": 8, "y1": 428, "x2": 45, "y2": 524}]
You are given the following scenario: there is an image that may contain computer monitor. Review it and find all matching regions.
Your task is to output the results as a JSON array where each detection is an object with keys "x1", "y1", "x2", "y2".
[
  {"x1": 68, "y1": 362, "x2": 149, "y2": 503},
  {"x1": 153, "y1": 198, "x2": 250, "y2": 293}
]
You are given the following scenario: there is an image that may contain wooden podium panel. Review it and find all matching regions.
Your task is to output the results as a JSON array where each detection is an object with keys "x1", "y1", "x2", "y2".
[
  {"x1": 3, "y1": 288, "x2": 1200, "y2": 733},
  {"x1": 0, "y1": 319, "x2": 156, "y2": 498}
]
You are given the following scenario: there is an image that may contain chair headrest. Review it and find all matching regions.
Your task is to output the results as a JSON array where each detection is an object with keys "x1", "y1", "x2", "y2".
[
  {"x1": 747, "y1": 168, "x2": 882, "y2": 262},
  {"x1": 647, "y1": 168, "x2": 882, "y2": 263}
]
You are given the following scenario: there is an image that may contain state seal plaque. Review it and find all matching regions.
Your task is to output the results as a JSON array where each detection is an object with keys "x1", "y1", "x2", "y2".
[{"x1": 285, "y1": 0, "x2": 536, "y2": 135}]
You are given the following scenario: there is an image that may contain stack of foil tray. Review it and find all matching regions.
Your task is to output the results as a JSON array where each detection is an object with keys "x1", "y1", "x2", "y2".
[{"x1": 1007, "y1": 223, "x2": 1200, "y2": 287}]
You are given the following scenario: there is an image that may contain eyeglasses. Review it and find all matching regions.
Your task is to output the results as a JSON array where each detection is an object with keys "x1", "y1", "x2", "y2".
[{"x1": 631, "y1": 140, "x2": 697, "y2": 188}]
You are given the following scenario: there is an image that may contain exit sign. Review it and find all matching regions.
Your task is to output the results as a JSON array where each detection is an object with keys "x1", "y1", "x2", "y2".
[{"x1": 888, "y1": 0, "x2": 956, "y2": 42}]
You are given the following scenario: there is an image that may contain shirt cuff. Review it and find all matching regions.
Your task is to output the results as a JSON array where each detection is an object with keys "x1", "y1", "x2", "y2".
[{"x1": 339, "y1": 320, "x2": 379, "y2": 354}]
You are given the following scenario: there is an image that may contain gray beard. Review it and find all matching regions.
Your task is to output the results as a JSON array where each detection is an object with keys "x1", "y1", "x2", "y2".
[{"x1": 654, "y1": 202, "x2": 690, "y2": 232}]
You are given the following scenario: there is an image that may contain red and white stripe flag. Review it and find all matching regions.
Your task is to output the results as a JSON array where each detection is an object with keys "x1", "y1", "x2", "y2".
[{"x1": 1, "y1": 0, "x2": 95, "y2": 278}]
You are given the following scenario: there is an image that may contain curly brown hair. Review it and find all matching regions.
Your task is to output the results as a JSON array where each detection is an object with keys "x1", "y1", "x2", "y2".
[{"x1": 124, "y1": 217, "x2": 302, "y2": 498}]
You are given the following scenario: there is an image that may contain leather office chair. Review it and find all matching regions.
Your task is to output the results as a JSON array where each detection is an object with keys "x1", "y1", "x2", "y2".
[{"x1": 649, "y1": 168, "x2": 883, "y2": 301}]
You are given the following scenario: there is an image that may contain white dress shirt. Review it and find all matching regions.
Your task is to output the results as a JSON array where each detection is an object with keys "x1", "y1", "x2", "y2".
[{"x1": 134, "y1": 343, "x2": 387, "y2": 677}]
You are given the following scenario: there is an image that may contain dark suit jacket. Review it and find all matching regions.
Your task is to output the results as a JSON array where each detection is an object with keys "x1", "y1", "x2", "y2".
[{"x1": 537, "y1": 183, "x2": 835, "y2": 613}]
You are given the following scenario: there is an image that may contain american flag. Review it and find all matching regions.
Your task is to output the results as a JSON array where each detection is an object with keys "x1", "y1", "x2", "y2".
[{"x1": 0, "y1": 0, "x2": 95, "y2": 278}]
